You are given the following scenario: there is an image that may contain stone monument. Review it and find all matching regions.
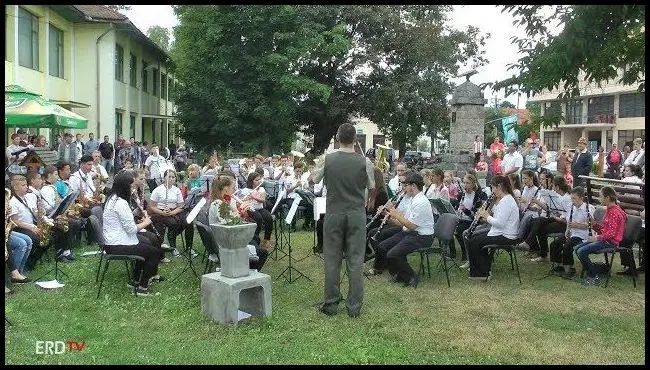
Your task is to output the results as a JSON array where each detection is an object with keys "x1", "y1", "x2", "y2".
[
  {"x1": 443, "y1": 70, "x2": 487, "y2": 174},
  {"x1": 201, "y1": 223, "x2": 272, "y2": 325}
]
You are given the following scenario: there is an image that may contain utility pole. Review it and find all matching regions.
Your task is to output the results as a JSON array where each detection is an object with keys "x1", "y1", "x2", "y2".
[{"x1": 492, "y1": 96, "x2": 500, "y2": 109}]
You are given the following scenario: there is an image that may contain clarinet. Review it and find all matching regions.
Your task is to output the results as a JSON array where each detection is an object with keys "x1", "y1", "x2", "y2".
[
  {"x1": 367, "y1": 189, "x2": 403, "y2": 228},
  {"x1": 370, "y1": 191, "x2": 405, "y2": 242},
  {"x1": 586, "y1": 202, "x2": 593, "y2": 237},
  {"x1": 466, "y1": 193, "x2": 495, "y2": 238},
  {"x1": 131, "y1": 189, "x2": 162, "y2": 241}
]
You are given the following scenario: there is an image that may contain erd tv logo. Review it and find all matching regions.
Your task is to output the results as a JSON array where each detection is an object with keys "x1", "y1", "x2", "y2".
[{"x1": 35, "y1": 340, "x2": 86, "y2": 355}]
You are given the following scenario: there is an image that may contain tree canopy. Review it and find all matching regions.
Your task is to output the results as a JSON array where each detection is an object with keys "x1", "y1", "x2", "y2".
[
  {"x1": 492, "y1": 5, "x2": 645, "y2": 99},
  {"x1": 146, "y1": 25, "x2": 170, "y2": 53},
  {"x1": 171, "y1": 5, "x2": 487, "y2": 155}
]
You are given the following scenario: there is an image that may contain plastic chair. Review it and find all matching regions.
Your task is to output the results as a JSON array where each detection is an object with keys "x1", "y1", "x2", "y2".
[
  {"x1": 480, "y1": 216, "x2": 528, "y2": 284},
  {"x1": 195, "y1": 221, "x2": 220, "y2": 274},
  {"x1": 89, "y1": 215, "x2": 146, "y2": 298},
  {"x1": 412, "y1": 213, "x2": 459, "y2": 287}
]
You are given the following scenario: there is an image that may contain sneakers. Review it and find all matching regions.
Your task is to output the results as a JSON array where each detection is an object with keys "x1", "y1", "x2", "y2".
[
  {"x1": 468, "y1": 275, "x2": 491, "y2": 281},
  {"x1": 171, "y1": 248, "x2": 181, "y2": 257},
  {"x1": 367, "y1": 268, "x2": 383, "y2": 276},
  {"x1": 135, "y1": 286, "x2": 151, "y2": 296},
  {"x1": 531, "y1": 256, "x2": 546, "y2": 263},
  {"x1": 189, "y1": 249, "x2": 199, "y2": 258},
  {"x1": 581, "y1": 275, "x2": 601, "y2": 287},
  {"x1": 160, "y1": 243, "x2": 173, "y2": 251},
  {"x1": 515, "y1": 242, "x2": 530, "y2": 251},
  {"x1": 160, "y1": 257, "x2": 171, "y2": 263},
  {"x1": 552, "y1": 265, "x2": 565, "y2": 273},
  {"x1": 563, "y1": 267, "x2": 577, "y2": 279},
  {"x1": 459, "y1": 261, "x2": 470, "y2": 269}
]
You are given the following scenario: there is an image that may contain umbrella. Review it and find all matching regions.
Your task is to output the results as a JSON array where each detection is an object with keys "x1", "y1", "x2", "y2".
[
  {"x1": 290, "y1": 150, "x2": 305, "y2": 158},
  {"x1": 5, "y1": 85, "x2": 88, "y2": 129}
]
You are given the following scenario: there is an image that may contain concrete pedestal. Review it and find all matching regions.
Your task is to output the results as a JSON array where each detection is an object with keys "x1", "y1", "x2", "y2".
[{"x1": 201, "y1": 270, "x2": 272, "y2": 326}]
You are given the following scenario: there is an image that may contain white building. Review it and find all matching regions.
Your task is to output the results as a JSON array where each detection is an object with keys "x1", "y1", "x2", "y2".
[
  {"x1": 528, "y1": 72, "x2": 644, "y2": 152},
  {"x1": 5, "y1": 5, "x2": 179, "y2": 147}
]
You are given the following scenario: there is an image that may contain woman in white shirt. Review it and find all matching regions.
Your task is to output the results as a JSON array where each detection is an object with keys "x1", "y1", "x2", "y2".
[
  {"x1": 517, "y1": 176, "x2": 572, "y2": 262},
  {"x1": 149, "y1": 169, "x2": 192, "y2": 257},
  {"x1": 239, "y1": 172, "x2": 274, "y2": 250},
  {"x1": 454, "y1": 173, "x2": 488, "y2": 265},
  {"x1": 423, "y1": 168, "x2": 449, "y2": 201},
  {"x1": 518, "y1": 170, "x2": 540, "y2": 214},
  {"x1": 144, "y1": 145, "x2": 164, "y2": 192},
  {"x1": 466, "y1": 175, "x2": 520, "y2": 280},
  {"x1": 102, "y1": 172, "x2": 161, "y2": 296},
  {"x1": 621, "y1": 164, "x2": 644, "y2": 185}
]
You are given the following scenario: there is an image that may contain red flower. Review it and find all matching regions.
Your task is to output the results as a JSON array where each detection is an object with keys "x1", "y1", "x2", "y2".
[{"x1": 222, "y1": 194, "x2": 232, "y2": 203}]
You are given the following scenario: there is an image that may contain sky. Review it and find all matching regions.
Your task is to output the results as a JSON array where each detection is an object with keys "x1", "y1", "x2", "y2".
[{"x1": 123, "y1": 5, "x2": 556, "y2": 109}]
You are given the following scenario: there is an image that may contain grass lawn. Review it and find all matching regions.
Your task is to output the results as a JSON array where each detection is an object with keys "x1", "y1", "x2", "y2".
[{"x1": 4, "y1": 226, "x2": 645, "y2": 365}]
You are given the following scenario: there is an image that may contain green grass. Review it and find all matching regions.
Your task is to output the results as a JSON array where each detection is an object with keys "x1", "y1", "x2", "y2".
[{"x1": 4, "y1": 226, "x2": 646, "y2": 365}]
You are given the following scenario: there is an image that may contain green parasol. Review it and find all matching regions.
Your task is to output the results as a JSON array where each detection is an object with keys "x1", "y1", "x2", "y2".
[{"x1": 5, "y1": 84, "x2": 88, "y2": 129}]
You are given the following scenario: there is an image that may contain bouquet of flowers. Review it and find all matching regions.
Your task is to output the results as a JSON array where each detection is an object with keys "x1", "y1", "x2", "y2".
[{"x1": 215, "y1": 194, "x2": 246, "y2": 225}]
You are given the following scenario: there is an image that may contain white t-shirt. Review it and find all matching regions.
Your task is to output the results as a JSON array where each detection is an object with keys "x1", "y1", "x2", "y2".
[
  {"x1": 9, "y1": 193, "x2": 38, "y2": 225},
  {"x1": 501, "y1": 151, "x2": 523, "y2": 174},
  {"x1": 40, "y1": 184, "x2": 58, "y2": 214},
  {"x1": 69, "y1": 170, "x2": 96, "y2": 198},
  {"x1": 424, "y1": 183, "x2": 449, "y2": 201},
  {"x1": 486, "y1": 194, "x2": 520, "y2": 239},
  {"x1": 565, "y1": 202, "x2": 596, "y2": 241},
  {"x1": 145, "y1": 155, "x2": 164, "y2": 181},
  {"x1": 388, "y1": 176, "x2": 400, "y2": 195},
  {"x1": 402, "y1": 192, "x2": 435, "y2": 235},
  {"x1": 150, "y1": 184, "x2": 184, "y2": 211},
  {"x1": 239, "y1": 187, "x2": 267, "y2": 210},
  {"x1": 281, "y1": 175, "x2": 308, "y2": 200},
  {"x1": 102, "y1": 195, "x2": 139, "y2": 246},
  {"x1": 90, "y1": 163, "x2": 108, "y2": 181}
]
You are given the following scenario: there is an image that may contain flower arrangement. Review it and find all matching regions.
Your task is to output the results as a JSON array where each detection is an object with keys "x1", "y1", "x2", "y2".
[{"x1": 215, "y1": 194, "x2": 246, "y2": 226}]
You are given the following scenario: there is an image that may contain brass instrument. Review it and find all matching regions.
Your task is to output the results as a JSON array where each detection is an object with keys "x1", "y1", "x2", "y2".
[
  {"x1": 36, "y1": 202, "x2": 54, "y2": 248},
  {"x1": 375, "y1": 144, "x2": 391, "y2": 174}
]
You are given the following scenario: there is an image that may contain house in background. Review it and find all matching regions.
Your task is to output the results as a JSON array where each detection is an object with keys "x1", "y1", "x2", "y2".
[
  {"x1": 5, "y1": 5, "x2": 180, "y2": 147},
  {"x1": 528, "y1": 72, "x2": 644, "y2": 152}
]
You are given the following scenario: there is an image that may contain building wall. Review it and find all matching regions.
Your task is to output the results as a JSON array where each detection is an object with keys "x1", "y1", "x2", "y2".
[{"x1": 5, "y1": 5, "x2": 179, "y2": 148}]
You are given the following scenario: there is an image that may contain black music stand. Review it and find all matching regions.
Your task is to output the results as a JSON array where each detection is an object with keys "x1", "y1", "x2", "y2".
[
  {"x1": 170, "y1": 200, "x2": 205, "y2": 283},
  {"x1": 35, "y1": 191, "x2": 77, "y2": 283},
  {"x1": 276, "y1": 197, "x2": 311, "y2": 283},
  {"x1": 270, "y1": 182, "x2": 289, "y2": 261}
]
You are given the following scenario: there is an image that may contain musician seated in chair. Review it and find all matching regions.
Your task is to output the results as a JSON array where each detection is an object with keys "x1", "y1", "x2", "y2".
[
  {"x1": 372, "y1": 171, "x2": 434, "y2": 288},
  {"x1": 549, "y1": 186, "x2": 595, "y2": 278},
  {"x1": 454, "y1": 173, "x2": 488, "y2": 268},
  {"x1": 149, "y1": 169, "x2": 195, "y2": 258},
  {"x1": 240, "y1": 172, "x2": 274, "y2": 251},
  {"x1": 208, "y1": 175, "x2": 268, "y2": 271},
  {"x1": 102, "y1": 172, "x2": 162, "y2": 296},
  {"x1": 465, "y1": 175, "x2": 520, "y2": 280},
  {"x1": 277, "y1": 161, "x2": 313, "y2": 231},
  {"x1": 574, "y1": 186, "x2": 626, "y2": 287},
  {"x1": 131, "y1": 169, "x2": 169, "y2": 267},
  {"x1": 6, "y1": 188, "x2": 31, "y2": 292},
  {"x1": 515, "y1": 176, "x2": 572, "y2": 263}
]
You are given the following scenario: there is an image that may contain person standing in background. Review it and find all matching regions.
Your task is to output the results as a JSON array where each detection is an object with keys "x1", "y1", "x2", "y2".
[
  {"x1": 99, "y1": 135, "x2": 115, "y2": 175},
  {"x1": 313, "y1": 123, "x2": 376, "y2": 318},
  {"x1": 473, "y1": 135, "x2": 483, "y2": 166},
  {"x1": 571, "y1": 137, "x2": 593, "y2": 188},
  {"x1": 84, "y1": 132, "x2": 99, "y2": 157}
]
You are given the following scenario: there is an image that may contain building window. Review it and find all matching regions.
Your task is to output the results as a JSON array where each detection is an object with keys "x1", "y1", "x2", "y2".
[
  {"x1": 152, "y1": 68, "x2": 159, "y2": 96},
  {"x1": 142, "y1": 61, "x2": 149, "y2": 92},
  {"x1": 587, "y1": 96, "x2": 615, "y2": 123},
  {"x1": 565, "y1": 99, "x2": 582, "y2": 125},
  {"x1": 115, "y1": 111, "x2": 123, "y2": 137},
  {"x1": 129, "y1": 53, "x2": 137, "y2": 87},
  {"x1": 161, "y1": 72, "x2": 167, "y2": 100},
  {"x1": 18, "y1": 7, "x2": 39, "y2": 70},
  {"x1": 543, "y1": 131, "x2": 560, "y2": 151},
  {"x1": 48, "y1": 24, "x2": 64, "y2": 78},
  {"x1": 168, "y1": 79, "x2": 174, "y2": 102},
  {"x1": 115, "y1": 44, "x2": 124, "y2": 82},
  {"x1": 130, "y1": 115, "x2": 136, "y2": 139},
  {"x1": 617, "y1": 129, "x2": 645, "y2": 149},
  {"x1": 544, "y1": 101, "x2": 562, "y2": 117},
  {"x1": 619, "y1": 92, "x2": 645, "y2": 118}
]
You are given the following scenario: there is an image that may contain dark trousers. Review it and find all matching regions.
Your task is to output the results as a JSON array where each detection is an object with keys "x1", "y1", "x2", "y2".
[
  {"x1": 138, "y1": 230, "x2": 164, "y2": 260},
  {"x1": 619, "y1": 230, "x2": 644, "y2": 269},
  {"x1": 371, "y1": 225, "x2": 402, "y2": 271},
  {"x1": 151, "y1": 213, "x2": 194, "y2": 250},
  {"x1": 104, "y1": 244, "x2": 160, "y2": 288},
  {"x1": 249, "y1": 247, "x2": 269, "y2": 271},
  {"x1": 316, "y1": 215, "x2": 325, "y2": 252},
  {"x1": 474, "y1": 152, "x2": 481, "y2": 165},
  {"x1": 248, "y1": 208, "x2": 274, "y2": 241},
  {"x1": 467, "y1": 231, "x2": 515, "y2": 277},
  {"x1": 454, "y1": 219, "x2": 473, "y2": 261},
  {"x1": 379, "y1": 231, "x2": 433, "y2": 282},
  {"x1": 549, "y1": 236, "x2": 583, "y2": 266},
  {"x1": 524, "y1": 217, "x2": 566, "y2": 258}
]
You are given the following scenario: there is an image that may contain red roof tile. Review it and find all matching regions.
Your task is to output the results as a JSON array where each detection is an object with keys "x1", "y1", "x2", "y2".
[{"x1": 73, "y1": 5, "x2": 128, "y2": 21}]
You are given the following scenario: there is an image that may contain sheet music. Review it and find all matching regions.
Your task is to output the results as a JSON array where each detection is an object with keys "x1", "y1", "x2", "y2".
[
  {"x1": 314, "y1": 197, "x2": 326, "y2": 221},
  {"x1": 271, "y1": 189, "x2": 286, "y2": 214},
  {"x1": 285, "y1": 197, "x2": 301, "y2": 224}
]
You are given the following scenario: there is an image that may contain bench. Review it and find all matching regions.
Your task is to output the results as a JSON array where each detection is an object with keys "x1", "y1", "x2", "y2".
[{"x1": 580, "y1": 175, "x2": 645, "y2": 216}]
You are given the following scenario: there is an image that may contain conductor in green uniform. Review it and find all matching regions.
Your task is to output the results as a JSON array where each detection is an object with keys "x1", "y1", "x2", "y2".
[{"x1": 313, "y1": 123, "x2": 376, "y2": 317}]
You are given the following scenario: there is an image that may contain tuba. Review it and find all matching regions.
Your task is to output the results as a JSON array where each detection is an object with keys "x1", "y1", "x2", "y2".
[{"x1": 375, "y1": 144, "x2": 391, "y2": 174}]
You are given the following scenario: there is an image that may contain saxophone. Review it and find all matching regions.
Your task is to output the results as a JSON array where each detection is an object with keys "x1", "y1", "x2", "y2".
[{"x1": 36, "y1": 203, "x2": 54, "y2": 248}]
